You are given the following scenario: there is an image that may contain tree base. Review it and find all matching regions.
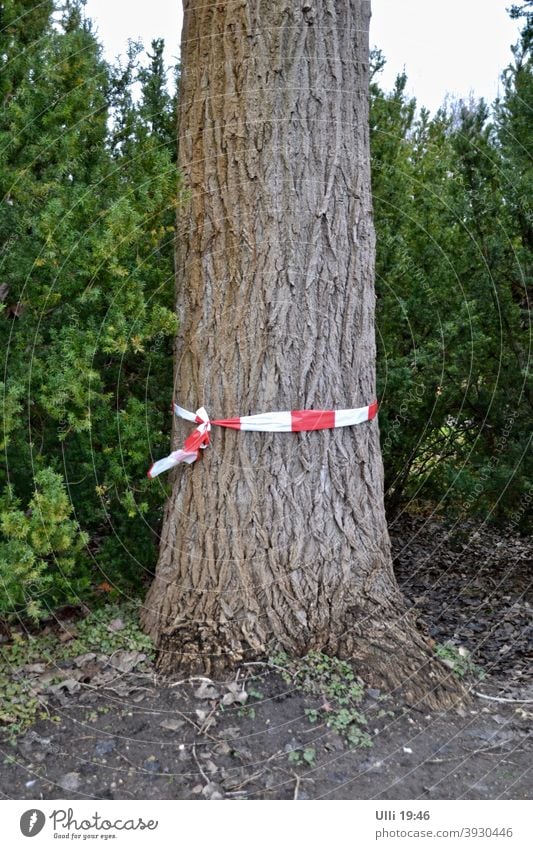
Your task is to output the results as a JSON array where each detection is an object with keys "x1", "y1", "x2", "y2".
[{"x1": 142, "y1": 602, "x2": 467, "y2": 711}]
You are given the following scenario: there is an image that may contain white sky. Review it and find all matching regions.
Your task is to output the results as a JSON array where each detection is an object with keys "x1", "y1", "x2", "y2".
[{"x1": 84, "y1": 0, "x2": 522, "y2": 113}]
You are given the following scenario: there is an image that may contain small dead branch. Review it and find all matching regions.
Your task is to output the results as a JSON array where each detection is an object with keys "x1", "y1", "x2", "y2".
[
  {"x1": 172, "y1": 708, "x2": 219, "y2": 743},
  {"x1": 293, "y1": 771, "x2": 301, "y2": 800},
  {"x1": 199, "y1": 704, "x2": 219, "y2": 736},
  {"x1": 168, "y1": 676, "x2": 216, "y2": 689},
  {"x1": 229, "y1": 770, "x2": 265, "y2": 792},
  {"x1": 192, "y1": 743, "x2": 209, "y2": 784},
  {"x1": 474, "y1": 692, "x2": 533, "y2": 704}
]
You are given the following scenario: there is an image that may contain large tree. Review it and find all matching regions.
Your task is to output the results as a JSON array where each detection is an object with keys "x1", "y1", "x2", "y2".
[{"x1": 142, "y1": 0, "x2": 461, "y2": 707}]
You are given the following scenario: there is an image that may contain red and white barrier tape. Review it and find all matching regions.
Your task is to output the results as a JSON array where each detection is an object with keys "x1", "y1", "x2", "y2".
[{"x1": 147, "y1": 400, "x2": 378, "y2": 479}]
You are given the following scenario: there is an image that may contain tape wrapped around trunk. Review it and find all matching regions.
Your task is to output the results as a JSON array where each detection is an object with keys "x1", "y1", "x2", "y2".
[{"x1": 147, "y1": 401, "x2": 378, "y2": 479}]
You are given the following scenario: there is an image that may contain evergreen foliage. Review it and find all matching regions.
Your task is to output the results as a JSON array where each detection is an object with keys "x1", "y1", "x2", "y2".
[
  {"x1": 370, "y1": 30, "x2": 531, "y2": 521},
  {"x1": 0, "y1": 468, "x2": 88, "y2": 619},
  {"x1": 1, "y1": 1, "x2": 177, "y2": 618}
]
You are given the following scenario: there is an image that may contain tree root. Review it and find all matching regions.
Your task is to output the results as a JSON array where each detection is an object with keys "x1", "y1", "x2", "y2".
[{"x1": 149, "y1": 606, "x2": 468, "y2": 712}]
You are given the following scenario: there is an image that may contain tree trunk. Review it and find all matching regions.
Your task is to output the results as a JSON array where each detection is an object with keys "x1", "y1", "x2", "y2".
[{"x1": 142, "y1": 0, "x2": 463, "y2": 708}]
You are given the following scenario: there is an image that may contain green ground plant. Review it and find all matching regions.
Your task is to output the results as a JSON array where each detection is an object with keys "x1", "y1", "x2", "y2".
[
  {"x1": 0, "y1": 601, "x2": 153, "y2": 740},
  {"x1": 271, "y1": 651, "x2": 373, "y2": 749},
  {"x1": 434, "y1": 641, "x2": 486, "y2": 680}
]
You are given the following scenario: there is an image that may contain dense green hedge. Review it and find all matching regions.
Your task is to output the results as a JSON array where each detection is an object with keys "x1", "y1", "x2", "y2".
[
  {"x1": 0, "y1": 2, "x2": 531, "y2": 620},
  {"x1": 1, "y1": 2, "x2": 178, "y2": 618},
  {"x1": 371, "y1": 19, "x2": 531, "y2": 521}
]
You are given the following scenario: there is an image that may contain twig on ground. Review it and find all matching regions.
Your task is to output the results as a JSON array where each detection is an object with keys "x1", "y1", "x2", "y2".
[
  {"x1": 474, "y1": 692, "x2": 533, "y2": 704},
  {"x1": 199, "y1": 704, "x2": 219, "y2": 736},
  {"x1": 428, "y1": 738, "x2": 529, "y2": 764},
  {"x1": 293, "y1": 771, "x2": 301, "y2": 800},
  {"x1": 117, "y1": 751, "x2": 141, "y2": 771},
  {"x1": 230, "y1": 770, "x2": 265, "y2": 791},
  {"x1": 173, "y1": 708, "x2": 219, "y2": 743},
  {"x1": 192, "y1": 743, "x2": 209, "y2": 784},
  {"x1": 241, "y1": 660, "x2": 297, "y2": 678},
  {"x1": 168, "y1": 676, "x2": 215, "y2": 689}
]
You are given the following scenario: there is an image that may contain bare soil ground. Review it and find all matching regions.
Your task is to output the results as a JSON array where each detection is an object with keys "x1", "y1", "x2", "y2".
[{"x1": 0, "y1": 516, "x2": 531, "y2": 801}]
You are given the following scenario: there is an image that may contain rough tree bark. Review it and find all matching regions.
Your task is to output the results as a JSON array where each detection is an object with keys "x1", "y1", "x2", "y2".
[{"x1": 142, "y1": 0, "x2": 463, "y2": 708}]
